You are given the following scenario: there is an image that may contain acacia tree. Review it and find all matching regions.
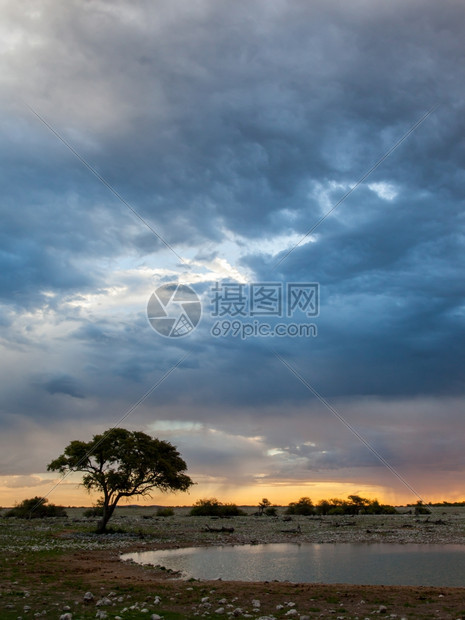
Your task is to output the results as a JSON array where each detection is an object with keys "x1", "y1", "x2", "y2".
[
  {"x1": 258, "y1": 498, "x2": 271, "y2": 515},
  {"x1": 48, "y1": 428, "x2": 193, "y2": 533}
]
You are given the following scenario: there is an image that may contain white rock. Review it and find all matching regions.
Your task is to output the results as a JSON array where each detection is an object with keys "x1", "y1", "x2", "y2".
[
  {"x1": 96, "y1": 597, "x2": 112, "y2": 607},
  {"x1": 252, "y1": 599, "x2": 261, "y2": 608},
  {"x1": 285, "y1": 610, "x2": 297, "y2": 617},
  {"x1": 59, "y1": 615, "x2": 72, "y2": 620},
  {"x1": 95, "y1": 612, "x2": 107, "y2": 620},
  {"x1": 215, "y1": 608, "x2": 225, "y2": 614},
  {"x1": 83, "y1": 592, "x2": 94, "y2": 602},
  {"x1": 151, "y1": 615, "x2": 162, "y2": 620}
]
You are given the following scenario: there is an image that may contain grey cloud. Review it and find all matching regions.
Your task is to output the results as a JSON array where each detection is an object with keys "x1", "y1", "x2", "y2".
[
  {"x1": 1, "y1": 0, "x2": 465, "y2": 502},
  {"x1": 41, "y1": 374, "x2": 85, "y2": 399}
]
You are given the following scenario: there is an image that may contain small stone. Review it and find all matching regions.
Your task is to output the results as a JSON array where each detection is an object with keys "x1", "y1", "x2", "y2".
[
  {"x1": 151, "y1": 615, "x2": 162, "y2": 620},
  {"x1": 379, "y1": 605, "x2": 387, "y2": 614},
  {"x1": 59, "y1": 615, "x2": 72, "y2": 620},
  {"x1": 62, "y1": 606, "x2": 71, "y2": 612},
  {"x1": 252, "y1": 599, "x2": 261, "y2": 608},
  {"x1": 83, "y1": 592, "x2": 94, "y2": 602},
  {"x1": 215, "y1": 608, "x2": 225, "y2": 614}
]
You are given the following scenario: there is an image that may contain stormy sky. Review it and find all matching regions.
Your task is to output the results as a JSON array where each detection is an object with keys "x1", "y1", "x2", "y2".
[{"x1": 1, "y1": 0, "x2": 464, "y2": 506}]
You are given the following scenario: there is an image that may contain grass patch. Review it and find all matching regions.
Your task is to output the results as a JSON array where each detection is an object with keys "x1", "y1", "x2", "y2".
[{"x1": 325, "y1": 595, "x2": 339, "y2": 604}]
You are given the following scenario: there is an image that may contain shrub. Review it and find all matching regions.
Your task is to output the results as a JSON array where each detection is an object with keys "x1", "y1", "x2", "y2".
[
  {"x1": 414, "y1": 501, "x2": 431, "y2": 515},
  {"x1": 264, "y1": 506, "x2": 277, "y2": 516},
  {"x1": 286, "y1": 497, "x2": 315, "y2": 515},
  {"x1": 5, "y1": 497, "x2": 67, "y2": 519},
  {"x1": 327, "y1": 506, "x2": 345, "y2": 515},
  {"x1": 189, "y1": 498, "x2": 246, "y2": 517},
  {"x1": 156, "y1": 506, "x2": 175, "y2": 517}
]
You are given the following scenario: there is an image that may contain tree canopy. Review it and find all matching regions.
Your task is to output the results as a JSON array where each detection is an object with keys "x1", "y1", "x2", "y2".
[{"x1": 47, "y1": 427, "x2": 193, "y2": 532}]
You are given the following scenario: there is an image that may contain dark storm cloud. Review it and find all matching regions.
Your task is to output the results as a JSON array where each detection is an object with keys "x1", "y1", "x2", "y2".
[
  {"x1": 41, "y1": 374, "x2": 85, "y2": 399},
  {"x1": 1, "y1": 0, "x2": 465, "y2": 496}
]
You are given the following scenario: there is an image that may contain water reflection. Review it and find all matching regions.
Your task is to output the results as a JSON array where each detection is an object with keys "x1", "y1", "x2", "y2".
[{"x1": 122, "y1": 543, "x2": 465, "y2": 587}]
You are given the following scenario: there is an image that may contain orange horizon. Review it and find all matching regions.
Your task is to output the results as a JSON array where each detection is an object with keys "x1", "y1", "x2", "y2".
[{"x1": 1, "y1": 477, "x2": 463, "y2": 509}]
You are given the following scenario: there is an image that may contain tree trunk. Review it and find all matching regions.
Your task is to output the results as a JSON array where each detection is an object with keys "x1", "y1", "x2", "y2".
[{"x1": 96, "y1": 501, "x2": 116, "y2": 534}]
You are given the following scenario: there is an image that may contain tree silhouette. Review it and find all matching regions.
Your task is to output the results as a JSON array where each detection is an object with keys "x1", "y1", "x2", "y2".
[{"x1": 48, "y1": 427, "x2": 193, "y2": 533}]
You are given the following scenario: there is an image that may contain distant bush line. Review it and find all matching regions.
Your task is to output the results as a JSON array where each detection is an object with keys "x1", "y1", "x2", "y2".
[
  {"x1": 189, "y1": 498, "x2": 246, "y2": 517},
  {"x1": 4, "y1": 497, "x2": 67, "y2": 519},
  {"x1": 409, "y1": 500, "x2": 465, "y2": 507},
  {"x1": 286, "y1": 495, "x2": 398, "y2": 516}
]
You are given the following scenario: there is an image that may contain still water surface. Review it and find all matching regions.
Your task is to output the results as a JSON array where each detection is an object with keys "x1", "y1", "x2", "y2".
[{"x1": 122, "y1": 543, "x2": 465, "y2": 586}]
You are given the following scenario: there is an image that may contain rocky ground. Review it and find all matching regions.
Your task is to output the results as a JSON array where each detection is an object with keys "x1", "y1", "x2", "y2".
[{"x1": 1, "y1": 507, "x2": 465, "y2": 619}]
